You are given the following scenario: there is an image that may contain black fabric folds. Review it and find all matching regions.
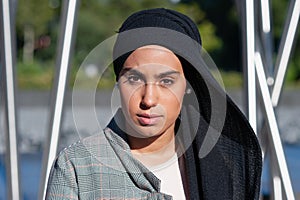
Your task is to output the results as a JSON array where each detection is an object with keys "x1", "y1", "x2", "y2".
[{"x1": 113, "y1": 8, "x2": 201, "y2": 80}]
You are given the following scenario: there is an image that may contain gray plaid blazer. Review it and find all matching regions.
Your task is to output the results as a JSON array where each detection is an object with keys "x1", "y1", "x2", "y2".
[{"x1": 46, "y1": 127, "x2": 172, "y2": 200}]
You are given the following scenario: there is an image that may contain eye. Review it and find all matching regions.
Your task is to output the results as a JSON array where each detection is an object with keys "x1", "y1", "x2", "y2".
[
  {"x1": 160, "y1": 78, "x2": 174, "y2": 86},
  {"x1": 127, "y1": 74, "x2": 143, "y2": 84}
]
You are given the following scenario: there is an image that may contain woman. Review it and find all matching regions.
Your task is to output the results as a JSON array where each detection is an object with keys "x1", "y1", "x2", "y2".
[{"x1": 46, "y1": 8, "x2": 262, "y2": 199}]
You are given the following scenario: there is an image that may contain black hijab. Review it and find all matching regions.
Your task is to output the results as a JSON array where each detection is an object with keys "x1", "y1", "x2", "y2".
[{"x1": 110, "y1": 8, "x2": 262, "y2": 200}]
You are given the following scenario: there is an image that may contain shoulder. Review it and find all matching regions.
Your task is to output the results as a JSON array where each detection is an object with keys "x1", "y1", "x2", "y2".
[
  {"x1": 53, "y1": 129, "x2": 128, "y2": 172},
  {"x1": 53, "y1": 132, "x2": 107, "y2": 168},
  {"x1": 54, "y1": 140, "x2": 84, "y2": 166}
]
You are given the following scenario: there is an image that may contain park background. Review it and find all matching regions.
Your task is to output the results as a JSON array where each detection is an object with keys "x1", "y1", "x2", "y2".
[{"x1": 0, "y1": 0, "x2": 299, "y2": 199}]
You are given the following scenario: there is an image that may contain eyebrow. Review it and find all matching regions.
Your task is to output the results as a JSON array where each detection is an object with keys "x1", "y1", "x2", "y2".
[
  {"x1": 120, "y1": 67, "x2": 138, "y2": 75},
  {"x1": 120, "y1": 68, "x2": 145, "y2": 78},
  {"x1": 120, "y1": 67, "x2": 180, "y2": 78},
  {"x1": 156, "y1": 70, "x2": 180, "y2": 78}
]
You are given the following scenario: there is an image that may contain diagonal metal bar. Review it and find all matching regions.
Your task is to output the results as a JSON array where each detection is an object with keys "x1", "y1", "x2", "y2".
[
  {"x1": 257, "y1": 1, "x2": 299, "y2": 198},
  {"x1": 255, "y1": 52, "x2": 295, "y2": 200},
  {"x1": 0, "y1": 0, "x2": 21, "y2": 199},
  {"x1": 239, "y1": 0, "x2": 299, "y2": 199},
  {"x1": 260, "y1": 0, "x2": 271, "y2": 33},
  {"x1": 272, "y1": 0, "x2": 300, "y2": 107},
  {"x1": 259, "y1": 0, "x2": 274, "y2": 83},
  {"x1": 39, "y1": 0, "x2": 80, "y2": 199}
]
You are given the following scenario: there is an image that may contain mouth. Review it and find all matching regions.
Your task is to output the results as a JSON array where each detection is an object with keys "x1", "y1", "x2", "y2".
[{"x1": 136, "y1": 113, "x2": 163, "y2": 126}]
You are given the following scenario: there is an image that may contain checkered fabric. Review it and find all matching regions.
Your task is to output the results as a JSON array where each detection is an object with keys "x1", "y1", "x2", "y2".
[{"x1": 46, "y1": 127, "x2": 172, "y2": 200}]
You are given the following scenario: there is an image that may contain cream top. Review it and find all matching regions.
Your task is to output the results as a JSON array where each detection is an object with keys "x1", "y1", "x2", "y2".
[{"x1": 148, "y1": 154, "x2": 186, "y2": 200}]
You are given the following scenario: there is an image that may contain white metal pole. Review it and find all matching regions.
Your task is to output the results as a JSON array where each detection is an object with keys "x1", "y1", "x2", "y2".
[
  {"x1": 39, "y1": 0, "x2": 80, "y2": 199},
  {"x1": 272, "y1": 0, "x2": 300, "y2": 107},
  {"x1": 245, "y1": 0, "x2": 257, "y2": 133},
  {"x1": 255, "y1": 52, "x2": 295, "y2": 200},
  {"x1": 0, "y1": 0, "x2": 21, "y2": 199}
]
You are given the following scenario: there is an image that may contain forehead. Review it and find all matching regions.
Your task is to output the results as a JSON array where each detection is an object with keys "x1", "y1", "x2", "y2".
[
  {"x1": 137, "y1": 45, "x2": 173, "y2": 52},
  {"x1": 123, "y1": 45, "x2": 183, "y2": 73}
]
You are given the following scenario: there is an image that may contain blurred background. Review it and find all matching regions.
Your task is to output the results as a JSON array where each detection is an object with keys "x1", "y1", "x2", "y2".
[{"x1": 0, "y1": 0, "x2": 299, "y2": 199}]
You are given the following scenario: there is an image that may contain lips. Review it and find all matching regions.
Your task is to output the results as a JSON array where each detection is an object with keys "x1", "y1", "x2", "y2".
[{"x1": 136, "y1": 113, "x2": 163, "y2": 125}]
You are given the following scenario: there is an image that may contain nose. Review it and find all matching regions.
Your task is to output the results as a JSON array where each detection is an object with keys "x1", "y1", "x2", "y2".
[{"x1": 140, "y1": 83, "x2": 159, "y2": 109}]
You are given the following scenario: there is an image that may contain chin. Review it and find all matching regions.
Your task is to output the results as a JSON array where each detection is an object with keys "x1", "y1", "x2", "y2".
[{"x1": 130, "y1": 125, "x2": 164, "y2": 139}]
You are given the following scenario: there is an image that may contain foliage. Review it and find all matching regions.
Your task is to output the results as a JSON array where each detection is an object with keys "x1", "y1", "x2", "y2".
[
  {"x1": 68, "y1": 0, "x2": 221, "y2": 89},
  {"x1": 192, "y1": 0, "x2": 300, "y2": 87},
  {"x1": 272, "y1": 0, "x2": 300, "y2": 86},
  {"x1": 17, "y1": 61, "x2": 245, "y2": 89},
  {"x1": 74, "y1": 0, "x2": 219, "y2": 63},
  {"x1": 14, "y1": 0, "x2": 300, "y2": 90},
  {"x1": 219, "y1": 70, "x2": 243, "y2": 89},
  {"x1": 16, "y1": 0, "x2": 55, "y2": 36},
  {"x1": 190, "y1": 0, "x2": 240, "y2": 71},
  {"x1": 174, "y1": 2, "x2": 222, "y2": 52},
  {"x1": 15, "y1": 0, "x2": 58, "y2": 63},
  {"x1": 17, "y1": 61, "x2": 54, "y2": 89}
]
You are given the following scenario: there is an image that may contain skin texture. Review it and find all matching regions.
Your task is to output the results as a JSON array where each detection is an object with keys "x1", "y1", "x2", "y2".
[{"x1": 118, "y1": 45, "x2": 186, "y2": 164}]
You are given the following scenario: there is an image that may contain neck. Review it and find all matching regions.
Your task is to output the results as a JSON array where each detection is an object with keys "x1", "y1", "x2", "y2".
[{"x1": 127, "y1": 125, "x2": 177, "y2": 167}]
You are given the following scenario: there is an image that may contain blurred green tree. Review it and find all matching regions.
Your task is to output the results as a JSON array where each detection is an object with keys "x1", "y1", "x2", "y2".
[
  {"x1": 73, "y1": 0, "x2": 221, "y2": 89},
  {"x1": 74, "y1": 0, "x2": 220, "y2": 65},
  {"x1": 272, "y1": 0, "x2": 300, "y2": 84},
  {"x1": 16, "y1": 0, "x2": 56, "y2": 63},
  {"x1": 190, "y1": 0, "x2": 299, "y2": 83},
  {"x1": 186, "y1": 0, "x2": 240, "y2": 71}
]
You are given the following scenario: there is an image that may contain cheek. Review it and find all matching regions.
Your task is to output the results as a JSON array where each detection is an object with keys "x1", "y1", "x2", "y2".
[
  {"x1": 119, "y1": 87, "x2": 139, "y2": 114},
  {"x1": 127, "y1": 94, "x2": 140, "y2": 114},
  {"x1": 161, "y1": 89, "x2": 185, "y2": 116},
  {"x1": 164, "y1": 81, "x2": 186, "y2": 108}
]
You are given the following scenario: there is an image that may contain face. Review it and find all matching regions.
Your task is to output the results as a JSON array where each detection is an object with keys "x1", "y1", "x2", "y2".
[{"x1": 118, "y1": 45, "x2": 186, "y2": 139}]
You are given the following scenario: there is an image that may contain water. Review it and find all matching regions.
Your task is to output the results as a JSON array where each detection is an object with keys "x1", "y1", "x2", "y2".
[
  {"x1": 0, "y1": 153, "x2": 42, "y2": 200},
  {"x1": 261, "y1": 144, "x2": 300, "y2": 196}
]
